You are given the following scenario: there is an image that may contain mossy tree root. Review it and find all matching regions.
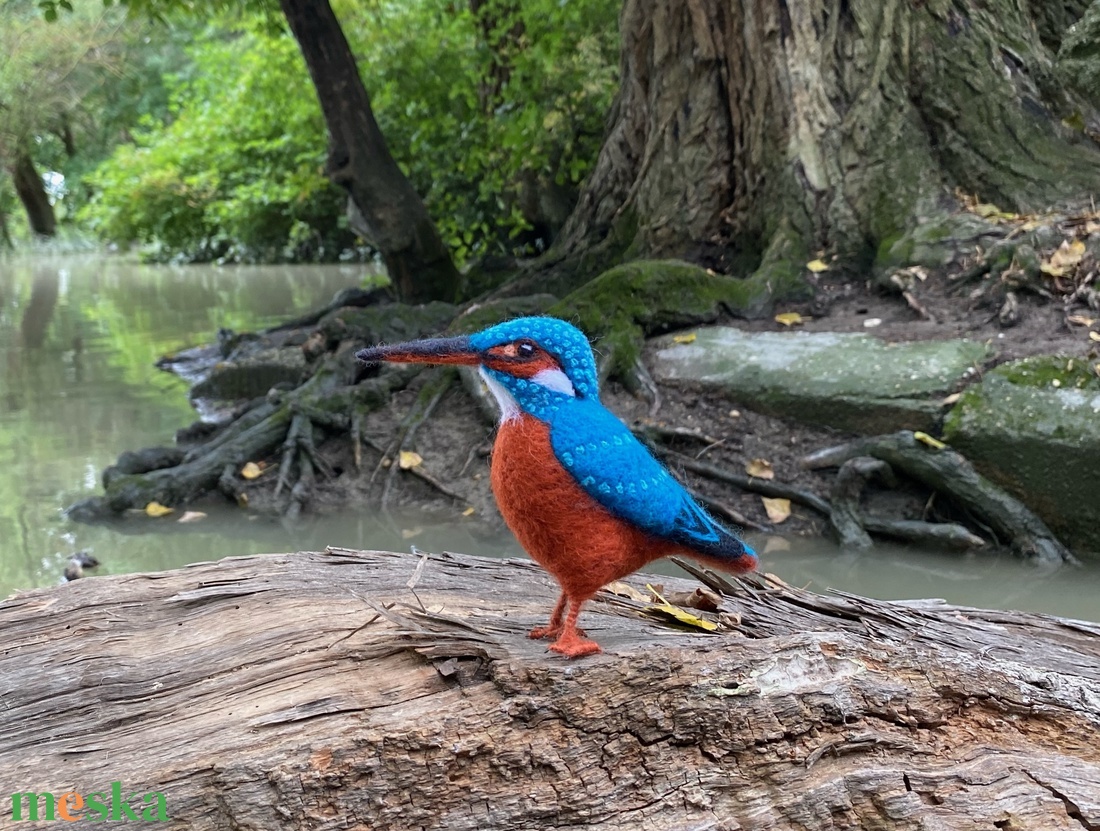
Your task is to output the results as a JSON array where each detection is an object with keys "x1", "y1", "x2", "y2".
[
  {"x1": 803, "y1": 431, "x2": 1076, "y2": 565},
  {"x1": 67, "y1": 369, "x2": 415, "y2": 522},
  {"x1": 828, "y1": 457, "x2": 985, "y2": 552},
  {"x1": 830, "y1": 457, "x2": 896, "y2": 550}
]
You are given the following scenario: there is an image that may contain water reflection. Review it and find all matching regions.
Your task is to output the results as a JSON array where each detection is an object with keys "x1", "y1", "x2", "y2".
[{"x1": 1, "y1": 254, "x2": 1098, "y2": 625}]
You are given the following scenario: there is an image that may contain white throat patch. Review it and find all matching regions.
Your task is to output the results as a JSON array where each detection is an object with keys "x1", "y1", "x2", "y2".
[{"x1": 479, "y1": 368, "x2": 521, "y2": 423}]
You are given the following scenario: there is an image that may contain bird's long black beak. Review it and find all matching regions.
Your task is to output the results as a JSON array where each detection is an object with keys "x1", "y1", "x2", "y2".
[{"x1": 355, "y1": 335, "x2": 482, "y2": 367}]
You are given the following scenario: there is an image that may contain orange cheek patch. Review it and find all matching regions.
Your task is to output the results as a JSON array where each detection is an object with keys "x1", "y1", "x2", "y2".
[{"x1": 483, "y1": 352, "x2": 561, "y2": 378}]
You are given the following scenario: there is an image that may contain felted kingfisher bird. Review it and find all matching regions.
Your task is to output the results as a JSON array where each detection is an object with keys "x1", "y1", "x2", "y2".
[{"x1": 356, "y1": 317, "x2": 757, "y2": 658}]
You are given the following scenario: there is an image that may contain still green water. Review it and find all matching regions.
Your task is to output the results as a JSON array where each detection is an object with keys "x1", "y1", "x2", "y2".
[{"x1": 2, "y1": 254, "x2": 1099, "y2": 622}]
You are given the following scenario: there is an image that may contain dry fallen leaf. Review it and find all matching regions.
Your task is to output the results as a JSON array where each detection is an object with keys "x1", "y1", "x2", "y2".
[
  {"x1": 1041, "y1": 239, "x2": 1086, "y2": 276},
  {"x1": 672, "y1": 332, "x2": 698, "y2": 344},
  {"x1": 236, "y1": 493, "x2": 249, "y2": 508},
  {"x1": 605, "y1": 581, "x2": 651, "y2": 602},
  {"x1": 398, "y1": 450, "x2": 423, "y2": 470},
  {"x1": 144, "y1": 501, "x2": 174, "y2": 518},
  {"x1": 663, "y1": 587, "x2": 721, "y2": 613},
  {"x1": 941, "y1": 392, "x2": 962, "y2": 406},
  {"x1": 745, "y1": 458, "x2": 775, "y2": 480},
  {"x1": 241, "y1": 461, "x2": 263, "y2": 480},
  {"x1": 914, "y1": 431, "x2": 947, "y2": 450},
  {"x1": 462, "y1": 506, "x2": 476, "y2": 517},
  {"x1": 645, "y1": 584, "x2": 719, "y2": 632},
  {"x1": 1068, "y1": 314, "x2": 1097, "y2": 327},
  {"x1": 863, "y1": 318, "x2": 883, "y2": 328},
  {"x1": 762, "y1": 497, "x2": 791, "y2": 523},
  {"x1": 1090, "y1": 332, "x2": 1100, "y2": 343},
  {"x1": 775, "y1": 312, "x2": 804, "y2": 327},
  {"x1": 177, "y1": 511, "x2": 207, "y2": 524}
]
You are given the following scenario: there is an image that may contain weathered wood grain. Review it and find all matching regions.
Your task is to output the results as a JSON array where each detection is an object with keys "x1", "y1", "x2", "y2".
[{"x1": 2, "y1": 547, "x2": 1099, "y2": 830}]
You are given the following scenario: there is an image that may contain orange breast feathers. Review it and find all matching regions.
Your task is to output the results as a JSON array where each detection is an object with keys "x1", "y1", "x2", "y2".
[{"x1": 490, "y1": 414, "x2": 681, "y2": 599}]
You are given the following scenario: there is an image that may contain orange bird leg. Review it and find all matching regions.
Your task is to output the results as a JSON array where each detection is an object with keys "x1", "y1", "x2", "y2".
[
  {"x1": 528, "y1": 592, "x2": 567, "y2": 640},
  {"x1": 547, "y1": 595, "x2": 600, "y2": 658}
]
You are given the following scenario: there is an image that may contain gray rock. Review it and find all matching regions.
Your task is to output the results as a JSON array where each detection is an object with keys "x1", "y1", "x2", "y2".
[
  {"x1": 650, "y1": 327, "x2": 992, "y2": 434},
  {"x1": 190, "y1": 346, "x2": 307, "y2": 404},
  {"x1": 944, "y1": 356, "x2": 1100, "y2": 555}
]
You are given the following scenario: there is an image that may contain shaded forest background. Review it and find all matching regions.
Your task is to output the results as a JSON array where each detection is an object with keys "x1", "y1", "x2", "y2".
[{"x1": 0, "y1": 0, "x2": 619, "y2": 266}]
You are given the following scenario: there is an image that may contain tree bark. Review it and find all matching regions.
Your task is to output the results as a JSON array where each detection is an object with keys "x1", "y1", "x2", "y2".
[
  {"x1": 8, "y1": 148, "x2": 56, "y2": 237},
  {"x1": 5, "y1": 547, "x2": 1100, "y2": 829},
  {"x1": 278, "y1": 0, "x2": 461, "y2": 304},
  {"x1": 556, "y1": 0, "x2": 1100, "y2": 277}
]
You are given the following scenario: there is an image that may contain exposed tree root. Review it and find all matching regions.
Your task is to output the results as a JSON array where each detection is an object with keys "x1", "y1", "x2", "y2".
[
  {"x1": 830, "y1": 457, "x2": 895, "y2": 549},
  {"x1": 803, "y1": 431, "x2": 1077, "y2": 565},
  {"x1": 66, "y1": 367, "x2": 415, "y2": 522},
  {"x1": 659, "y1": 449, "x2": 833, "y2": 517}
]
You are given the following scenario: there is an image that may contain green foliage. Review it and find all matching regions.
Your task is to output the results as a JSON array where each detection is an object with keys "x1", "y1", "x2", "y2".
[
  {"x1": 351, "y1": 0, "x2": 619, "y2": 261},
  {"x1": 78, "y1": 0, "x2": 619, "y2": 264},
  {"x1": 79, "y1": 25, "x2": 356, "y2": 262},
  {"x1": 0, "y1": 0, "x2": 189, "y2": 242}
]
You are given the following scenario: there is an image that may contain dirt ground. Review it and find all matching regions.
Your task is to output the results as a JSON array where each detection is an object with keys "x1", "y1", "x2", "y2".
[{"x1": 246, "y1": 269, "x2": 1097, "y2": 542}]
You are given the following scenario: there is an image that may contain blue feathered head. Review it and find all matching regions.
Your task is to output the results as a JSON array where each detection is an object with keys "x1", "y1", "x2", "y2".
[{"x1": 356, "y1": 316, "x2": 599, "y2": 420}]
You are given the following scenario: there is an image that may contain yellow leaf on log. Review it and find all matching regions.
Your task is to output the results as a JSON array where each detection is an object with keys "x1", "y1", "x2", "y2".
[
  {"x1": 806, "y1": 259, "x2": 829, "y2": 273},
  {"x1": 145, "y1": 501, "x2": 174, "y2": 518},
  {"x1": 241, "y1": 462, "x2": 263, "y2": 480},
  {"x1": 672, "y1": 332, "x2": 697, "y2": 344},
  {"x1": 462, "y1": 506, "x2": 476, "y2": 517},
  {"x1": 914, "y1": 431, "x2": 947, "y2": 450},
  {"x1": 645, "y1": 584, "x2": 719, "y2": 631},
  {"x1": 775, "y1": 312, "x2": 804, "y2": 327},
  {"x1": 399, "y1": 451, "x2": 423, "y2": 470},
  {"x1": 762, "y1": 497, "x2": 791, "y2": 523}
]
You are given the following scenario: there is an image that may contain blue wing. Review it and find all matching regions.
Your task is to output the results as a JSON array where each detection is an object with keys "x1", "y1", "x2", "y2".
[{"x1": 547, "y1": 399, "x2": 756, "y2": 565}]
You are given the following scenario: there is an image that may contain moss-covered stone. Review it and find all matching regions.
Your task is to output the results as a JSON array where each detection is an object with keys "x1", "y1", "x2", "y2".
[
  {"x1": 651, "y1": 327, "x2": 993, "y2": 434},
  {"x1": 551, "y1": 259, "x2": 809, "y2": 380},
  {"x1": 943, "y1": 356, "x2": 1100, "y2": 555},
  {"x1": 190, "y1": 346, "x2": 308, "y2": 403},
  {"x1": 874, "y1": 212, "x2": 1002, "y2": 279}
]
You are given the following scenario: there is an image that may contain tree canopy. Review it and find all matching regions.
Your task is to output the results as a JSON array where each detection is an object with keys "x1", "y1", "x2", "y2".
[{"x1": 17, "y1": 0, "x2": 619, "y2": 265}]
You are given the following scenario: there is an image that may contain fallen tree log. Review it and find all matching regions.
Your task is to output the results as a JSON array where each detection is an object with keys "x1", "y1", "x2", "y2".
[{"x1": 3, "y1": 548, "x2": 1100, "y2": 830}]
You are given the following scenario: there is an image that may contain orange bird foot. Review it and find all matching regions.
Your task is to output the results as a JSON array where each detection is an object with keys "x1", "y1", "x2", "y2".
[
  {"x1": 528, "y1": 624, "x2": 558, "y2": 640},
  {"x1": 529, "y1": 624, "x2": 586, "y2": 641},
  {"x1": 548, "y1": 633, "x2": 602, "y2": 659}
]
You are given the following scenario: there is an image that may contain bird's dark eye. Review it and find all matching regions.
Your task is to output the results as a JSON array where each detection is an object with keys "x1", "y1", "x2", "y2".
[{"x1": 517, "y1": 341, "x2": 537, "y2": 358}]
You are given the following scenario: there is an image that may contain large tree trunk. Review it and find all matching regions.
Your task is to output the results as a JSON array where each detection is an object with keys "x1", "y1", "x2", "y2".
[
  {"x1": 5, "y1": 547, "x2": 1100, "y2": 829},
  {"x1": 8, "y1": 149, "x2": 56, "y2": 237},
  {"x1": 556, "y1": 0, "x2": 1100, "y2": 283},
  {"x1": 279, "y1": 0, "x2": 461, "y2": 304}
]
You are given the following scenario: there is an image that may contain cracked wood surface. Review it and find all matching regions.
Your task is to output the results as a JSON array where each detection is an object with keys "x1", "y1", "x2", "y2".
[{"x1": 2, "y1": 547, "x2": 1100, "y2": 830}]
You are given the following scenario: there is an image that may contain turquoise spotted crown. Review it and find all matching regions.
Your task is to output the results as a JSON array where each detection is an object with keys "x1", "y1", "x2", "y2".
[{"x1": 469, "y1": 317, "x2": 599, "y2": 399}]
